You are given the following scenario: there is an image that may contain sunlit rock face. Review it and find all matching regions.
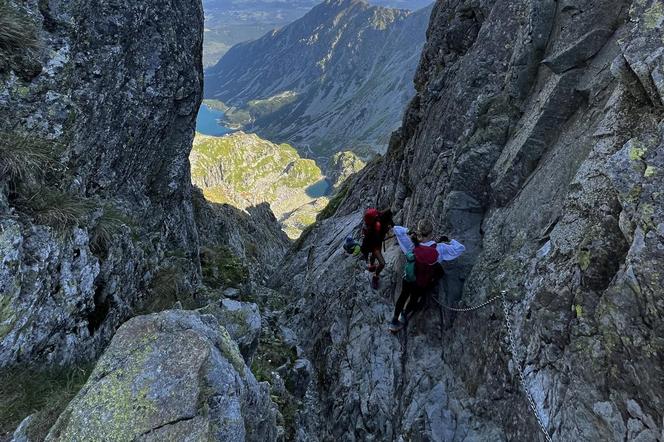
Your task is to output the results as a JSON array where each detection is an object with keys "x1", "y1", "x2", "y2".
[
  {"x1": 276, "y1": 0, "x2": 664, "y2": 440},
  {"x1": 191, "y1": 131, "x2": 328, "y2": 238}
]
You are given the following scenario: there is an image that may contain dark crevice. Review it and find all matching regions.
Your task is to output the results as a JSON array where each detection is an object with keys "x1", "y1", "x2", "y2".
[
  {"x1": 38, "y1": 0, "x2": 58, "y2": 32},
  {"x1": 136, "y1": 415, "x2": 197, "y2": 439},
  {"x1": 87, "y1": 277, "x2": 111, "y2": 335},
  {"x1": 393, "y1": 330, "x2": 408, "y2": 437}
]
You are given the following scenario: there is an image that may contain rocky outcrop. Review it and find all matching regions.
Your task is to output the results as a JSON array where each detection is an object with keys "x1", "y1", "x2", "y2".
[
  {"x1": 191, "y1": 132, "x2": 328, "y2": 238},
  {"x1": 204, "y1": 0, "x2": 432, "y2": 160},
  {"x1": 44, "y1": 310, "x2": 278, "y2": 441},
  {"x1": 0, "y1": 0, "x2": 204, "y2": 366},
  {"x1": 276, "y1": 0, "x2": 664, "y2": 440},
  {"x1": 192, "y1": 188, "x2": 290, "y2": 282},
  {"x1": 3, "y1": 0, "x2": 662, "y2": 440},
  {"x1": 328, "y1": 151, "x2": 366, "y2": 190},
  {"x1": 200, "y1": 299, "x2": 262, "y2": 362}
]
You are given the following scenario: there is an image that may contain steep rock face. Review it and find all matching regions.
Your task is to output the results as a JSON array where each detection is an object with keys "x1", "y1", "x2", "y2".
[
  {"x1": 277, "y1": 0, "x2": 664, "y2": 440},
  {"x1": 44, "y1": 310, "x2": 278, "y2": 441},
  {"x1": 204, "y1": 0, "x2": 432, "y2": 159},
  {"x1": 0, "y1": 0, "x2": 203, "y2": 365},
  {"x1": 192, "y1": 185, "x2": 290, "y2": 280},
  {"x1": 199, "y1": 299, "x2": 262, "y2": 363}
]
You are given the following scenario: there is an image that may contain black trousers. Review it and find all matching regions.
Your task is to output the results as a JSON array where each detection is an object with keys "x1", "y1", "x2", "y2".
[{"x1": 393, "y1": 280, "x2": 427, "y2": 320}]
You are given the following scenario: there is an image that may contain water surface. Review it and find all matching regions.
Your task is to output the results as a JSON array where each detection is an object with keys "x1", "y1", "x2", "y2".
[
  {"x1": 306, "y1": 179, "x2": 331, "y2": 198},
  {"x1": 196, "y1": 104, "x2": 231, "y2": 136}
]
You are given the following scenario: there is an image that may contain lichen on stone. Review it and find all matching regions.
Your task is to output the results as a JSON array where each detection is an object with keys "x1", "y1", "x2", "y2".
[
  {"x1": 643, "y1": 1, "x2": 664, "y2": 30},
  {"x1": 628, "y1": 142, "x2": 648, "y2": 161}
]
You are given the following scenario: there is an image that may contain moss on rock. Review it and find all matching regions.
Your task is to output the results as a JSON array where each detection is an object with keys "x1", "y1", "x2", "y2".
[
  {"x1": 200, "y1": 245, "x2": 249, "y2": 289},
  {"x1": 46, "y1": 311, "x2": 276, "y2": 441}
]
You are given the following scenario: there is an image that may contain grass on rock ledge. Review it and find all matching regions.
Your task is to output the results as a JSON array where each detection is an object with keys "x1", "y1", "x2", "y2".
[
  {"x1": 0, "y1": 132, "x2": 55, "y2": 185},
  {"x1": 0, "y1": 365, "x2": 92, "y2": 441},
  {"x1": 17, "y1": 190, "x2": 96, "y2": 231},
  {"x1": 0, "y1": 0, "x2": 39, "y2": 58},
  {"x1": 200, "y1": 245, "x2": 249, "y2": 289}
]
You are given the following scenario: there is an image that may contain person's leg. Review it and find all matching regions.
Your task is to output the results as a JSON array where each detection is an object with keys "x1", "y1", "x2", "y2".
[
  {"x1": 404, "y1": 287, "x2": 426, "y2": 318},
  {"x1": 368, "y1": 247, "x2": 382, "y2": 270},
  {"x1": 392, "y1": 281, "x2": 413, "y2": 320},
  {"x1": 368, "y1": 255, "x2": 376, "y2": 271},
  {"x1": 370, "y1": 248, "x2": 385, "y2": 288},
  {"x1": 389, "y1": 282, "x2": 412, "y2": 331},
  {"x1": 374, "y1": 248, "x2": 385, "y2": 276}
]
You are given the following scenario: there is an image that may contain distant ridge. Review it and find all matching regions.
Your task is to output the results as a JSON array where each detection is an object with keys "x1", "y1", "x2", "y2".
[{"x1": 204, "y1": 0, "x2": 433, "y2": 161}]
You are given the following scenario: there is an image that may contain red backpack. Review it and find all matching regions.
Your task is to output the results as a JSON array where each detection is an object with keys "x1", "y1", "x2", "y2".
[
  {"x1": 363, "y1": 208, "x2": 393, "y2": 237},
  {"x1": 413, "y1": 244, "x2": 439, "y2": 288},
  {"x1": 361, "y1": 208, "x2": 394, "y2": 254},
  {"x1": 364, "y1": 208, "x2": 380, "y2": 228}
]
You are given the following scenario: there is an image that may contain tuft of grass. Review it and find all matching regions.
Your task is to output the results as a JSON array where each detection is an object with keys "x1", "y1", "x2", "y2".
[
  {"x1": 16, "y1": 190, "x2": 95, "y2": 231},
  {"x1": 139, "y1": 260, "x2": 201, "y2": 314},
  {"x1": 0, "y1": 1, "x2": 39, "y2": 56},
  {"x1": 0, "y1": 364, "x2": 92, "y2": 441},
  {"x1": 251, "y1": 334, "x2": 299, "y2": 439},
  {"x1": 200, "y1": 245, "x2": 249, "y2": 289},
  {"x1": 0, "y1": 132, "x2": 55, "y2": 185},
  {"x1": 90, "y1": 204, "x2": 131, "y2": 253},
  {"x1": 140, "y1": 266, "x2": 186, "y2": 314}
]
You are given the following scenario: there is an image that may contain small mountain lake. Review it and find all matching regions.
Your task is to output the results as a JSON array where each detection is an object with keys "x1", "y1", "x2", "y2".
[
  {"x1": 306, "y1": 179, "x2": 331, "y2": 198},
  {"x1": 196, "y1": 104, "x2": 231, "y2": 136}
]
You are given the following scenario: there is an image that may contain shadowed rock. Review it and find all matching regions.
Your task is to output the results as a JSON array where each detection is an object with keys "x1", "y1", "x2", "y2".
[
  {"x1": 542, "y1": 28, "x2": 615, "y2": 74},
  {"x1": 0, "y1": 0, "x2": 204, "y2": 366},
  {"x1": 199, "y1": 299, "x2": 262, "y2": 363}
]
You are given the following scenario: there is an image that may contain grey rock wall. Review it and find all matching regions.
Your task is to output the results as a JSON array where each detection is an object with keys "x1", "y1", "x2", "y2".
[
  {"x1": 193, "y1": 187, "x2": 291, "y2": 283},
  {"x1": 0, "y1": 0, "x2": 204, "y2": 366},
  {"x1": 277, "y1": 0, "x2": 664, "y2": 440}
]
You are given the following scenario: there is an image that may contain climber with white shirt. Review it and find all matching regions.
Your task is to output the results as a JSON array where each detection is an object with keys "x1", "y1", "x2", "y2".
[{"x1": 388, "y1": 219, "x2": 465, "y2": 332}]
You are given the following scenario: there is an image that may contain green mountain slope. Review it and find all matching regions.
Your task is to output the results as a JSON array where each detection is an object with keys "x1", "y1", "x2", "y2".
[{"x1": 191, "y1": 132, "x2": 329, "y2": 238}]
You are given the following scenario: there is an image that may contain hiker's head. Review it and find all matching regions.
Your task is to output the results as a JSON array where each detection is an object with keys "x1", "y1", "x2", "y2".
[{"x1": 416, "y1": 219, "x2": 434, "y2": 241}]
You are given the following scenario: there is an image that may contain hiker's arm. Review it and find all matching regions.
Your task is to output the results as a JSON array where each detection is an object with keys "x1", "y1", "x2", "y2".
[
  {"x1": 437, "y1": 239, "x2": 465, "y2": 262},
  {"x1": 393, "y1": 225, "x2": 414, "y2": 254}
]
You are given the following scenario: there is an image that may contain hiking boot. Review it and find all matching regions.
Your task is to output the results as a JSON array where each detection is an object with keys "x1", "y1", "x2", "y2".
[
  {"x1": 388, "y1": 318, "x2": 403, "y2": 333},
  {"x1": 398, "y1": 313, "x2": 408, "y2": 327},
  {"x1": 371, "y1": 275, "x2": 380, "y2": 289}
]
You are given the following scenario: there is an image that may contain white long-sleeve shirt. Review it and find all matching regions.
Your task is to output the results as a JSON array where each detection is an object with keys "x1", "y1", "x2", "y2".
[{"x1": 393, "y1": 225, "x2": 465, "y2": 262}]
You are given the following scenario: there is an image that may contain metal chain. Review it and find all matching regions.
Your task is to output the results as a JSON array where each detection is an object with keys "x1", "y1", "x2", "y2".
[
  {"x1": 433, "y1": 293, "x2": 502, "y2": 312},
  {"x1": 433, "y1": 290, "x2": 554, "y2": 442},
  {"x1": 500, "y1": 291, "x2": 554, "y2": 442}
]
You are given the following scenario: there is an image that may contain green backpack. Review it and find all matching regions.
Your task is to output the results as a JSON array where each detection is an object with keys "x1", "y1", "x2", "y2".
[{"x1": 403, "y1": 252, "x2": 416, "y2": 283}]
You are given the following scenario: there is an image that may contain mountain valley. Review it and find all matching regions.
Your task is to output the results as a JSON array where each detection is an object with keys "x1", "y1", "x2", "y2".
[
  {"x1": 1, "y1": 0, "x2": 663, "y2": 441},
  {"x1": 204, "y1": 0, "x2": 433, "y2": 161}
]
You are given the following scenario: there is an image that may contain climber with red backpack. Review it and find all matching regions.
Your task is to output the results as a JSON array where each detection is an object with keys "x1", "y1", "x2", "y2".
[
  {"x1": 360, "y1": 207, "x2": 394, "y2": 289},
  {"x1": 388, "y1": 219, "x2": 465, "y2": 332}
]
